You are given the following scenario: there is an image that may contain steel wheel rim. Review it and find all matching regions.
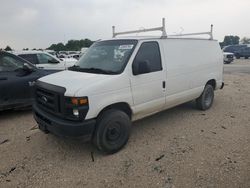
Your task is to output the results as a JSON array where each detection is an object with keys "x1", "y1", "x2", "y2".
[{"x1": 105, "y1": 122, "x2": 122, "y2": 143}]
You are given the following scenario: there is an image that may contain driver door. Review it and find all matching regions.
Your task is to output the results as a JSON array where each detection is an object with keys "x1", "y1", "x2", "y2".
[{"x1": 130, "y1": 41, "x2": 166, "y2": 119}]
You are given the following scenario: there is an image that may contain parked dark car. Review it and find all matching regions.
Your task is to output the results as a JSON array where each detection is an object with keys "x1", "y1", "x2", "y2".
[
  {"x1": 0, "y1": 51, "x2": 53, "y2": 110},
  {"x1": 223, "y1": 44, "x2": 247, "y2": 54},
  {"x1": 234, "y1": 47, "x2": 250, "y2": 59}
]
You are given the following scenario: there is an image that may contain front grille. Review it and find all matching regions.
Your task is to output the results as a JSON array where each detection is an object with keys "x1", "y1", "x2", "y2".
[
  {"x1": 34, "y1": 81, "x2": 66, "y2": 117},
  {"x1": 227, "y1": 55, "x2": 234, "y2": 58},
  {"x1": 34, "y1": 81, "x2": 86, "y2": 121},
  {"x1": 36, "y1": 87, "x2": 60, "y2": 114}
]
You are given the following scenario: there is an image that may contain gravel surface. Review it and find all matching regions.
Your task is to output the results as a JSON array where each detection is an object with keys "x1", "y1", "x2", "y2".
[
  {"x1": 0, "y1": 60, "x2": 250, "y2": 188},
  {"x1": 224, "y1": 59, "x2": 250, "y2": 74}
]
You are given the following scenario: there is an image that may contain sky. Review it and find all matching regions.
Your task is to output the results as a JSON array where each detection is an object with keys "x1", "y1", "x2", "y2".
[{"x1": 0, "y1": 0, "x2": 249, "y2": 50}]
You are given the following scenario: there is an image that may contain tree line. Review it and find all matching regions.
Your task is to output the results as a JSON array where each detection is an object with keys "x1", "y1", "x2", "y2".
[
  {"x1": 219, "y1": 36, "x2": 250, "y2": 48},
  {"x1": 2, "y1": 36, "x2": 250, "y2": 52},
  {"x1": 1, "y1": 38, "x2": 94, "y2": 52},
  {"x1": 47, "y1": 38, "x2": 93, "y2": 51}
]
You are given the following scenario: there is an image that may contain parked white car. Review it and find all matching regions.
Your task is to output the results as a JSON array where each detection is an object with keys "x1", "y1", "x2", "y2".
[
  {"x1": 33, "y1": 20, "x2": 224, "y2": 154},
  {"x1": 223, "y1": 52, "x2": 234, "y2": 64},
  {"x1": 14, "y1": 51, "x2": 77, "y2": 70}
]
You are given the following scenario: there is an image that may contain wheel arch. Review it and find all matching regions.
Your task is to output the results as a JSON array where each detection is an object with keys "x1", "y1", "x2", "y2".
[
  {"x1": 97, "y1": 102, "x2": 133, "y2": 119},
  {"x1": 206, "y1": 79, "x2": 216, "y2": 90}
]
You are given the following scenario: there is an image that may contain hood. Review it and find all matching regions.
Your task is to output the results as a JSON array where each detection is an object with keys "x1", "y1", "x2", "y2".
[{"x1": 38, "y1": 70, "x2": 113, "y2": 96}]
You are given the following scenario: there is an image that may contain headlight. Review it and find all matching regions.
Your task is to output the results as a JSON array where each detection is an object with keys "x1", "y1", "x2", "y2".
[
  {"x1": 65, "y1": 97, "x2": 89, "y2": 120},
  {"x1": 73, "y1": 108, "x2": 79, "y2": 117}
]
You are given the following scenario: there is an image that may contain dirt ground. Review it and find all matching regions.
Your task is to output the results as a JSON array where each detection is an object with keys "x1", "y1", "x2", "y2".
[{"x1": 0, "y1": 60, "x2": 250, "y2": 188}]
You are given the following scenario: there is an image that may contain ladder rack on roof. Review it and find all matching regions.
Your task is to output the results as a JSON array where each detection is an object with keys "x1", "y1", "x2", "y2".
[
  {"x1": 168, "y1": 25, "x2": 214, "y2": 40},
  {"x1": 112, "y1": 18, "x2": 167, "y2": 38},
  {"x1": 112, "y1": 18, "x2": 214, "y2": 40}
]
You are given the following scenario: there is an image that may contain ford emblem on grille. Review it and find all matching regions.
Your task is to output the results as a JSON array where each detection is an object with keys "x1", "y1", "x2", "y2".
[{"x1": 41, "y1": 96, "x2": 48, "y2": 103}]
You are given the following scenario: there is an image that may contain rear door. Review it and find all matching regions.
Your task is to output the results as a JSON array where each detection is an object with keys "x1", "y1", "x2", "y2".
[
  {"x1": 0, "y1": 53, "x2": 40, "y2": 109},
  {"x1": 130, "y1": 41, "x2": 166, "y2": 118}
]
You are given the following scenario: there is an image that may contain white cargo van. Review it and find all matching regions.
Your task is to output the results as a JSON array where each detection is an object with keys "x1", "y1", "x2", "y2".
[{"x1": 33, "y1": 19, "x2": 224, "y2": 154}]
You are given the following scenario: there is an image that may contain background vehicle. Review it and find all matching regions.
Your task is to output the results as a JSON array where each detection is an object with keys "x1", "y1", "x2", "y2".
[
  {"x1": 234, "y1": 47, "x2": 250, "y2": 59},
  {"x1": 223, "y1": 52, "x2": 234, "y2": 64},
  {"x1": 0, "y1": 51, "x2": 52, "y2": 110},
  {"x1": 14, "y1": 51, "x2": 77, "y2": 70},
  {"x1": 45, "y1": 50, "x2": 57, "y2": 56},
  {"x1": 33, "y1": 20, "x2": 223, "y2": 154},
  {"x1": 222, "y1": 44, "x2": 250, "y2": 59},
  {"x1": 223, "y1": 44, "x2": 247, "y2": 54}
]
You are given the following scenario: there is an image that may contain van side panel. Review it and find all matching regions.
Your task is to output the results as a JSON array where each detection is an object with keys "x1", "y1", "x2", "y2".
[{"x1": 161, "y1": 39, "x2": 223, "y2": 108}]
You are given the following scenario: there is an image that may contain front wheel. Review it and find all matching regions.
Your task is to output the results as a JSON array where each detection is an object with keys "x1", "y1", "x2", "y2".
[
  {"x1": 196, "y1": 84, "x2": 214, "y2": 110},
  {"x1": 92, "y1": 109, "x2": 131, "y2": 154}
]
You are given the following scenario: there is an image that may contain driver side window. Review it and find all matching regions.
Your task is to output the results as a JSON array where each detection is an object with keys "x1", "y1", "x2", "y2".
[
  {"x1": 0, "y1": 54, "x2": 24, "y2": 72},
  {"x1": 37, "y1": 53, "x2": 56, "y2": 64},
  {"x1": 133, "y1": 42, "x2": 162, "y2": 75}
]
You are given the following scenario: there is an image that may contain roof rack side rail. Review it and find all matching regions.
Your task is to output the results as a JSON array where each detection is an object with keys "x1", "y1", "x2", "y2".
[
  {"x1": 112, "y1": 18, "x2": 167, "y2": 38},
  {"x1": 168, "y1": 24, "x2": 214, "y2": 40}
]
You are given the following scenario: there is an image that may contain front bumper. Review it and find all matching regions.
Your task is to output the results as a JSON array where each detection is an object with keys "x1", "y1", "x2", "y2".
[
  {"x1": 224, "y1": 57, "x2": 234, "y2": 62},
  {"x1": 33, "y1": 104, "x2": 96, "y2": 139}
]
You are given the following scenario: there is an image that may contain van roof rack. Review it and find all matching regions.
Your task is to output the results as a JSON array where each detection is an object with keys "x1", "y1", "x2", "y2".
[{"x1": 112, "y1": 18, "x2": 214, "y2": 40}]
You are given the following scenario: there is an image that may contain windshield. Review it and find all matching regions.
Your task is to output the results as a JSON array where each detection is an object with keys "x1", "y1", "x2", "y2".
[
  {"x1": 69, "y1": 40, "x2": 137, "y2": 74},
  {"x1": 0, "y1": 52, "x2": 36, "y2": 72}
]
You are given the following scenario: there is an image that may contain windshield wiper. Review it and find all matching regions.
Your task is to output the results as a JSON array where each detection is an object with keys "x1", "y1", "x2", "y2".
[{"x1": 68, "y1": 66, "x2": 118, "y2": 74}]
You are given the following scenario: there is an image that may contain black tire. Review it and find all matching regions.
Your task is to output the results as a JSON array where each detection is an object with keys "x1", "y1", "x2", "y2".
[
  {"x1": 235, "y1": 54, "x2": 240, "y2": 59},
  {"x1": 92, "y1": 109, "x2": 131, "y2": 154},
  {"x1": 196, "y1": 84, "x2": 214, "y2": 110},
  {"x1": 245, "y1": 56, "x2": 249, "y2": 59}
]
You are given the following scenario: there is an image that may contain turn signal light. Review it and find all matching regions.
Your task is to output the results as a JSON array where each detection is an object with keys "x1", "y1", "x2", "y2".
[
  {"x1": 79, "y1": 98, "x2": 88, "y2": 105},
  {"x1": 71, "y1": 97, "x2": 88, "y2": 105}
]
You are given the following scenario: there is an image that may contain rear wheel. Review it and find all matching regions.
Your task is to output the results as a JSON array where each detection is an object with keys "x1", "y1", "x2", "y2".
[
  {"x1": 92, "y1": 109, "x2": 131, "y2": 154},
  {"x1": 196, "y1": 84, "x2": 214, "y2": 110},
  {"x1": 245, "y1": 56, "x2": 249, "y2": 59}
]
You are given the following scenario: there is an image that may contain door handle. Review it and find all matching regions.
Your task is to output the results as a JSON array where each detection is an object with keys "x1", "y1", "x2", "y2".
[
  {"x1": 0, "y1": 77, "x2": 7, "y2": 81},
  {"x1": 162, "y1": 81, "x2": 166, "y2": 89}
]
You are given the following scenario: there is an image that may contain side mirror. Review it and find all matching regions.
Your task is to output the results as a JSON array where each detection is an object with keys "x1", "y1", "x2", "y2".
[
  {"x1": 23, "y1": 63, "x2": 33, "y2": 72},
  {"x1": 132, "y1": 60, "x2": 150, "y2": 75},
  {"x1": 16, "y1": 63, "x2": 34, "y2": 76},
  {"x1": 48, "y1": 59, "x2": 60, "y2": 64}
]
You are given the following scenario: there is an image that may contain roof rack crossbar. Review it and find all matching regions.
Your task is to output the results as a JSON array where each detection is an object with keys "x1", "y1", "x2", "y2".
[
  {"x1": 168, "y1": 25, "x2": 214, "y2": 40},
  {"x1": 112, "y1": 19, "x2": 214, "y2": 40},
  {"x1": 112, "y1": 18, "x2": 167, "y2": 38}
]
